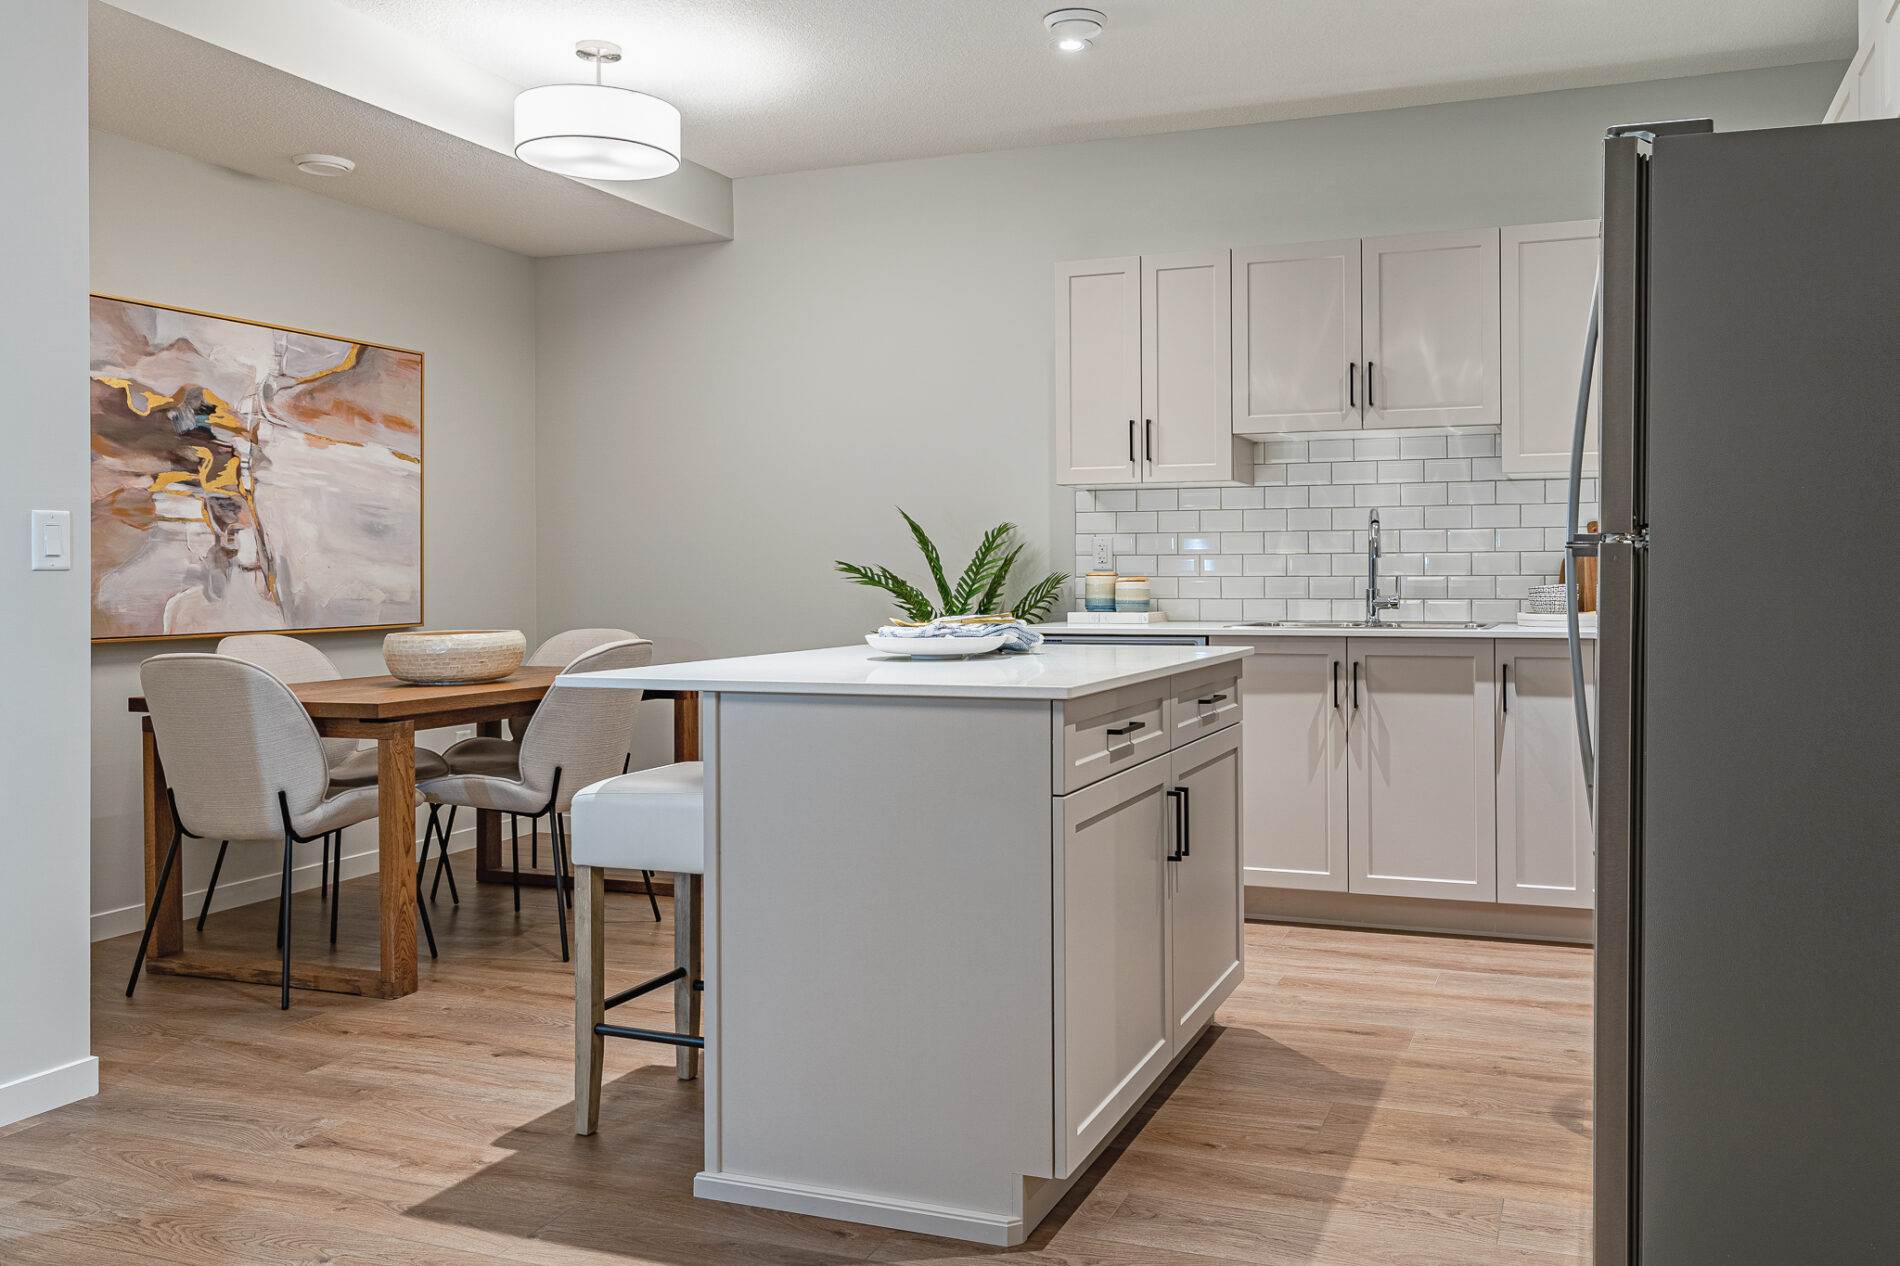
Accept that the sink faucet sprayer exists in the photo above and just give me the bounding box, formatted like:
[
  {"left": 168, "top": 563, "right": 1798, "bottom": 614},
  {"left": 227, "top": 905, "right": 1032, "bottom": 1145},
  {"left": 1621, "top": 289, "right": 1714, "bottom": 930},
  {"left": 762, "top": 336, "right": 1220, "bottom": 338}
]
[{"left": 1365, "top": 509, "right": 1401, "bottom": 627}]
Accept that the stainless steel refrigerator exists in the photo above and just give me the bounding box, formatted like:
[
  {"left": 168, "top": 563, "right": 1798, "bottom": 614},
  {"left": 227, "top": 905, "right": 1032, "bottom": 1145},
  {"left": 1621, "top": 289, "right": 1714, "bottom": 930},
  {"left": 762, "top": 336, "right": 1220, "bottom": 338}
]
[{"left": 1575, "top": 118, "right": 1900, "bottom": 1264}]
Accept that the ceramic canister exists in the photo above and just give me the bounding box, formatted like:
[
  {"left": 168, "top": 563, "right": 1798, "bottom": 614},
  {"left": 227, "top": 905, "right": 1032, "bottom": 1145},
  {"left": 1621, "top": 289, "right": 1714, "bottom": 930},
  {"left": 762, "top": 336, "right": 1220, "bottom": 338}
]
[
  {"left": 1084, "top": 571, "right": 1119, "bottom": 611},
  {"left": 1114, "top": 576, "right": 1151, "bottom": 613}
]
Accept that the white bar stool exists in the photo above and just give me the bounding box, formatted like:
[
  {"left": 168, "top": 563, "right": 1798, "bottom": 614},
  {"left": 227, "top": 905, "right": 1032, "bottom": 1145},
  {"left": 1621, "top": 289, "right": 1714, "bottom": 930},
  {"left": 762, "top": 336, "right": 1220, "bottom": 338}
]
[{"left": 569, "top": 761, "right": 705, "bottom": 1136}]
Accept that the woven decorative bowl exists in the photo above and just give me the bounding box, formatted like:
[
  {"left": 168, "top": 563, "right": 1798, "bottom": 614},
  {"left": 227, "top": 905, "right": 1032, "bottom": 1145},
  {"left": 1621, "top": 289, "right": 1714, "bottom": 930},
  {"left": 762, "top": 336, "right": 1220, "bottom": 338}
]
[
  {"left": 1525, "top": 584, "right": 1569, "bottom": 615},
  {"left": 383, "top": 629, "right": 526, "bottom": 685}
]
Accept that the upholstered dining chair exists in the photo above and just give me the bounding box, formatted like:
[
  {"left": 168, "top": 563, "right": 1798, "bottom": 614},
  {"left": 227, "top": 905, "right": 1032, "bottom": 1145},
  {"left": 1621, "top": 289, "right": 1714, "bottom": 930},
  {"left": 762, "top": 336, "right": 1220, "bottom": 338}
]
[
  {"left": 418, "top": 639, "right": 649, "bottom": 962},
  {"left": 436, "top": 630, "right": 657, "bottom": 914},
  {"left": 216, "top": 634, "right": 452, "bottom": 926},
  {"left": 129, "top": 654, "right": 433, "bottom": 1009}
]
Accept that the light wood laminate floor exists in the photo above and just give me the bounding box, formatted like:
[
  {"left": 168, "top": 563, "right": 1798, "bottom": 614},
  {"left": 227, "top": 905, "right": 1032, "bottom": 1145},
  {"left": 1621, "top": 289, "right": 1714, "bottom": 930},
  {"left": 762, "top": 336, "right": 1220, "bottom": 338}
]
[{"left": 4, "top": 868, "right": 1592, "bottom": 1264}]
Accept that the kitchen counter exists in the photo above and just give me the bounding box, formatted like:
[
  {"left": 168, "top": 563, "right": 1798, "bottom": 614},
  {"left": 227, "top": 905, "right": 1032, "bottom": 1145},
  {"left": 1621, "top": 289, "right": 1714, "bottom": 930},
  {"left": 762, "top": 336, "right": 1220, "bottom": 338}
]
[
  {"left": 560, "top": 641, "right": 1250, "bottom": 699},
  {"left": 1044, "top": 620, "right": 1596, "bottom": 640},
  {"left": 566, "top": 644, "right": 1248, "bottom": 1245}
]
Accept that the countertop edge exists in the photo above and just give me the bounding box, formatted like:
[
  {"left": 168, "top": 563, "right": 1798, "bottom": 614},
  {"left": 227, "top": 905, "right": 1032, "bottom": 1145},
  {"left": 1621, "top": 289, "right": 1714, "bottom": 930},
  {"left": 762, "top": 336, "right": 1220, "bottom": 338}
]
[{"left": 1043, "top": 622, "right": 1597, "bottom": 640}]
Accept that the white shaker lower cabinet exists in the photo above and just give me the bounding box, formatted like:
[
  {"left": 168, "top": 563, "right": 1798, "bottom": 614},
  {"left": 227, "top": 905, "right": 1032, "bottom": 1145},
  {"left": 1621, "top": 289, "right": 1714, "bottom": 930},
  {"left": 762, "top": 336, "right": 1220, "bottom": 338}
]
[
  {"left": 1166, "top": 726, "right": 1244, "bottom": 1049},
  {"left": 1220, "top": 636, "right": 1348, "bottom": 891},
  {"left": 1054, "top": 755, "right": 1173, "bottom": 1174},
  {"left": 1346, "top": 638, "right": 1498, "bottom": 901},
  {"left": 1496, "top": 642, "right": 1596, "bottom": 908}
]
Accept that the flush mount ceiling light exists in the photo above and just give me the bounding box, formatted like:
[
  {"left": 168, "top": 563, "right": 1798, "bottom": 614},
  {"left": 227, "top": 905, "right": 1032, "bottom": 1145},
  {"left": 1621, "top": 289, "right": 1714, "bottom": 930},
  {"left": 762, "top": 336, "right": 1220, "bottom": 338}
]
[
  {"left": 1043, "top": 8, "right": 1106, "bottom": 52},
  {"left": 514, "top": 39, "right": 681, "bottom": 181},
  {"left": 292, "top": 153, "right": 355, "bottom": 176}
]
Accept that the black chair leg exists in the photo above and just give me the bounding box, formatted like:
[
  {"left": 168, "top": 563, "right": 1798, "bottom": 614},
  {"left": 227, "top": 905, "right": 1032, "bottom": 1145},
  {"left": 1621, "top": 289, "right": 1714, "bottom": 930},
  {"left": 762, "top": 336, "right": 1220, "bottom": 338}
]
[
  {"left": 531, "top": 816, "right": 539, "bottom": 870},
  {"left": 431, "top": 805, "right": 460, "bottom": 904},
  {"left": 417, "top": 868, "right": 438, "bottom": 960},
  {"left": 329, "top": 832, "right": 342, "bottom": 946},
  {"left": 550, "top": 812, "right": 569, "bottom": 962},
  {"left": 642, "top": 870, "right": 661, "bottom": 922},
  {"left": 416, "top": 808, "right": 438, "bottom": 892},
  {"left": 197, "top": 839, "right": 230, "bottom": 933},
  {"left": 127, "top": 824, "right": 183, "bottom": 997},
  {"left": 278, "top": 829, "right": 294, "bottom": 1009},
  {"left": 558, "top": 814, "right": 573, "bottom": 909},
  {"left": 510, "top": 814, "right": 521, "bottom": 912}
]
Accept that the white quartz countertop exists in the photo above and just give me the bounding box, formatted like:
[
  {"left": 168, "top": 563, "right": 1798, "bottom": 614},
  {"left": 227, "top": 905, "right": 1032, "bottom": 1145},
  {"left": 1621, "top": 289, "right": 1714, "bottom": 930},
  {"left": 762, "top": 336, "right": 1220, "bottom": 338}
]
[
  {"left": 1045, "top": 621, "right": 1596, "bottom": 640},
  {"left": 559, "top": 642, "right": 1251, "bottom": 701}
]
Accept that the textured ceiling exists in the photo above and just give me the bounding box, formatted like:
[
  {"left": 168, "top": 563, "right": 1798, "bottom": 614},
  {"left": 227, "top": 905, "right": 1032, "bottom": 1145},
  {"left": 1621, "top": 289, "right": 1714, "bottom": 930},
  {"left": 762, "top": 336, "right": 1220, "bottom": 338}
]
[
  {"left": 331, "top": 0, "right": 1855, "bottom": 177},
  {"left": 89, "top": 3, "right": 729, "bottom": 256}
]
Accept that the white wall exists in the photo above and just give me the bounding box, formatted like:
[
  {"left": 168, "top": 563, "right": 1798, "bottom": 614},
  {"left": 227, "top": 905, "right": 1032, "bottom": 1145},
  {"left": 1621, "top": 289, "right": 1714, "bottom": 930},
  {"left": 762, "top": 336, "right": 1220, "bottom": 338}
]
[
  {"left": 532, "top": 63, "right": 1839, "bottom": 766},
  {"left": 88, "top": 131, "right": 539, "bottom": 938},
  {"left": 0, "top": 2, "right": 97, "bottom": 1124}
]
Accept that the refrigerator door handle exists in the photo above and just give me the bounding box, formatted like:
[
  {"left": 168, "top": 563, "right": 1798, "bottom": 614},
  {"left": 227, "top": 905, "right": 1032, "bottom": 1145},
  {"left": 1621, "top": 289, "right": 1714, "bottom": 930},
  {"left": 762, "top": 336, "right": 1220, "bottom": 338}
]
[{"left": 1565, "top": 267, "right": 1603, "bottom": 813}]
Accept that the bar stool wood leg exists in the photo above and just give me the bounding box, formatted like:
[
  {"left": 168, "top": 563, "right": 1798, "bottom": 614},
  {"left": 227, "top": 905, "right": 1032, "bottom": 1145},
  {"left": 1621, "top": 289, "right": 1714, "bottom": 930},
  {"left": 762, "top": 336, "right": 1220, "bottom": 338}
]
[
  {"left": 574, "top": 863, "right": 606, "bottom": 1136},
  {"left": 675, "top": 871, "right": 702, "bottom": 1081}
]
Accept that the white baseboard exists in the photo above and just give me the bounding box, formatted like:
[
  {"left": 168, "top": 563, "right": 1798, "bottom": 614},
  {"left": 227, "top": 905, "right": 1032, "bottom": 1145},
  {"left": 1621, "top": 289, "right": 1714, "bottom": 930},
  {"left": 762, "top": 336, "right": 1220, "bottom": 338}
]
[
  {"left": 694, "top": 1171, "right": 1025, "bottom": 1247},
  {"left": 90, "top": 826, "right": 479, "bottom": 943},
  {"left": 0, "top": 1055, "right": 98, "bottom": 1127}
]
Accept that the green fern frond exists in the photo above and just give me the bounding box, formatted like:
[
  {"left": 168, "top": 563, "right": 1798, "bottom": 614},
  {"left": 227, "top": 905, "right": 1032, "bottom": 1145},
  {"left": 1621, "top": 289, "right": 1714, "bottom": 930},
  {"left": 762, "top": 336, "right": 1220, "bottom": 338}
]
[
  {"left": 898, "top": 509, "right": 954, "bottom": 611},
  {"left": 1008, "top": 571, "right": 1069, "bottom": 624},
  {"left": 951, "top": 523, "right": 1014, "bottom": 614},
  {"left": 976, "top": 543, "right": 1025, "bottom": 615},
  {"left": 834, "top": 560, "right": 937, "bottom": 622}
]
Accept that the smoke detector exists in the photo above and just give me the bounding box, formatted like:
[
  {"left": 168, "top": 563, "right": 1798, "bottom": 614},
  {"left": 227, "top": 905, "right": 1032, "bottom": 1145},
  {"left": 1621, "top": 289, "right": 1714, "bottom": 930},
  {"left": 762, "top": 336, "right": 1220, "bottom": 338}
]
[
  {"left": 292, "top": 154, "right": 356, "bottom": 177},
  {"left": 1044, "top": 8, "right": 1106, "bottom": 52}
]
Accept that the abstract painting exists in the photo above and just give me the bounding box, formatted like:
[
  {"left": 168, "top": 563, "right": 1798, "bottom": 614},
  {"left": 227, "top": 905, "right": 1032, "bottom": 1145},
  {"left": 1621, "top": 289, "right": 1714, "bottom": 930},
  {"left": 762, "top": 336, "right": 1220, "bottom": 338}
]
[{"left": 90, "top": 296, "right": 423, "bottom": 641}]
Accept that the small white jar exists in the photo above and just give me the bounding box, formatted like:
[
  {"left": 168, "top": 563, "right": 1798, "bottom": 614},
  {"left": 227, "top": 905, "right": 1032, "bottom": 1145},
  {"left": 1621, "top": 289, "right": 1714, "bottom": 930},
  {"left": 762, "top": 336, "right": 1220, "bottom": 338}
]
[
  {"left": 1084, "top": 571, "right": 1119, "bottom": 611},
  {"left": 1114, "top": 576, "right": 1151, "bottom": 612}
]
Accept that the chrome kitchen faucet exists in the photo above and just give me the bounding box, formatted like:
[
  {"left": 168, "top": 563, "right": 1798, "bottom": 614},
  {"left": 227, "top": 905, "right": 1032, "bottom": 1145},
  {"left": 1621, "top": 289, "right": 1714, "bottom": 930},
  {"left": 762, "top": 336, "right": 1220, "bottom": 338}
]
[{"left": 1365, "top": 509, "right": 1400, "bottom": 627}]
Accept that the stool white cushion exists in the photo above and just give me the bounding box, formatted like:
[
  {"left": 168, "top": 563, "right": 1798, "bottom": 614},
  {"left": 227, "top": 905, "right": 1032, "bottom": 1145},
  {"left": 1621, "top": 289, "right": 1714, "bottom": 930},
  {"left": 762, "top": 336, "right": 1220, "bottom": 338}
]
[{"left": 570, "top": 762, "right": 704, "bottom": 875}]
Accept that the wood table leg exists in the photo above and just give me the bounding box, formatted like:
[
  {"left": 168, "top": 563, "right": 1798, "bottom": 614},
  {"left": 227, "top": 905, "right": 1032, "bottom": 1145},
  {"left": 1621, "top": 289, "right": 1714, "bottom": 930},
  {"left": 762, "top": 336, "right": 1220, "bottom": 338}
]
[
  {"left": 674, "top": 691, "right": 701, "bottom": 762},
  {"left": 376, "top": 722, "right": 419, "bottom": 998},
  {"left": 141, "top": 719, "right": 182, "bottom": 958},
  {"left": 676, "top": 870, "right": 702, "bottom": 1080}
]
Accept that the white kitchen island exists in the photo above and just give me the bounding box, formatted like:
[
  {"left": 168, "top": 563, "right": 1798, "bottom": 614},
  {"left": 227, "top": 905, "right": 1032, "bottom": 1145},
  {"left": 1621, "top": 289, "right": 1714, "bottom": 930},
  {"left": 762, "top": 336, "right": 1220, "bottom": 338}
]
[{"left": 562, "top": 641, "right": 1250, "bottom": 1245}]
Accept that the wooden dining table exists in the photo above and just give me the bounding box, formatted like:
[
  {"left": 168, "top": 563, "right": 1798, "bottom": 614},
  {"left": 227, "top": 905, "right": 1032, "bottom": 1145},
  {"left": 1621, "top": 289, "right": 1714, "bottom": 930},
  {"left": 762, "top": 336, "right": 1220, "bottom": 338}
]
[{"left": 128, "top": 669, "right": 699, "bottom": 1001}]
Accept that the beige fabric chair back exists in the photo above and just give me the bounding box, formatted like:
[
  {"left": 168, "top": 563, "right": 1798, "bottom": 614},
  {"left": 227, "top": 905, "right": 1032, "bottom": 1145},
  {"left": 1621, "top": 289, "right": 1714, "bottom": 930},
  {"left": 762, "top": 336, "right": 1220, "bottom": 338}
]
[
  {"left": 516, "top": 640, "right": 649, "bottom": 812},
  {"left": 217, "top": 633, "right": 355, "bottom": 765},
  {"left": 141, "top": 654, "right": 331, "bottom": 841},
  {"left": 527, "top": 628, "right": 649, "bottom": 669}
]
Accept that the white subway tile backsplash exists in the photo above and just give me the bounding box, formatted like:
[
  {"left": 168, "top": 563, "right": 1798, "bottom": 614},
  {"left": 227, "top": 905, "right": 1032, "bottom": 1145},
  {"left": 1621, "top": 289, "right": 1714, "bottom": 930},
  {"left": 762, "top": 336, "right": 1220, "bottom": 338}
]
[{"left": 1077, "top": 426, "right": 1568, "bottom": 622}]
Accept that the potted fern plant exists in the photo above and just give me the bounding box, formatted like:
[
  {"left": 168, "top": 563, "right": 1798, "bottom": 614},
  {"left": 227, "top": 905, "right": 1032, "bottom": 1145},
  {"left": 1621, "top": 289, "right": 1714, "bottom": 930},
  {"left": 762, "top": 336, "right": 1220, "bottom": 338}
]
[{"left": 836, "top": 510, "right": 1069, "bottom": 624}]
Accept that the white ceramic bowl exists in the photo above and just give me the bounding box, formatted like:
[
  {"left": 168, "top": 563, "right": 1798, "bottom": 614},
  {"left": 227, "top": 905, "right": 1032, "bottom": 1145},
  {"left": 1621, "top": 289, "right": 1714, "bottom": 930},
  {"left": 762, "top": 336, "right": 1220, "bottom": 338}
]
[{"left": 383, "top": 629, "right": 526, "bottom": 684}]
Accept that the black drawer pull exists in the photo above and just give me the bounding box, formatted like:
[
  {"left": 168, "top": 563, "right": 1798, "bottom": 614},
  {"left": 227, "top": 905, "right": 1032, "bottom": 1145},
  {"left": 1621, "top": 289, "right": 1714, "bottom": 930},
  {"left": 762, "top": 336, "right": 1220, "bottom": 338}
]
[
  {"left": 1106, "top": 719, "right": 1146, "bottom": 737},
  {"left": 1196, "top": 693, "right": 1228, "bottom": 707}
]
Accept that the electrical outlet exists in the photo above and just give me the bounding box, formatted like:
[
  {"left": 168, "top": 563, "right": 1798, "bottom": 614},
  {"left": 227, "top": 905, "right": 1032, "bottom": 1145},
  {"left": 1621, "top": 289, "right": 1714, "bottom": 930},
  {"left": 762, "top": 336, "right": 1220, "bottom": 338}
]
[{"left": 1091, "top": 535, "right": 1114, "bottom": 569}]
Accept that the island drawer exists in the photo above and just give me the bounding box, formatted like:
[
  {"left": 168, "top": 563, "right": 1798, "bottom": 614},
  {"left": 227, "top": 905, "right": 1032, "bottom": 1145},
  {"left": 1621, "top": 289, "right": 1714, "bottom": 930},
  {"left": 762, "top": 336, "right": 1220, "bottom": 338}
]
[
  {"left": 1053, "top": 681, "right": 1170, "bottom": 794},
  {"left": 1165, "top": 664, "right": 1243, "bottom": 745}
]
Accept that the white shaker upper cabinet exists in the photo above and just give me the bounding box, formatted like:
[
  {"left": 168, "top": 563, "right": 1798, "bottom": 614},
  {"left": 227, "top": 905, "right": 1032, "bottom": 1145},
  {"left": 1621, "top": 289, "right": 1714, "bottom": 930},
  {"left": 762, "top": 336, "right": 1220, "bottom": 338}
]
[
  {"left": 1346, "top": 638, "right": 1497, "bottom": 901},
  {"left": 1055, "top": 257, "right": 1141, "bottom": 486},
  {"left": 1142, "top": 251, "right": 1239, "bottom": 484},
  {"left": 1231, "top": 240, "right": 1363, "bottom": 434},
  {"left": 1500, "top": 220, "right": 1601, "bottom": 476},
  {"left": 1219, "top": 636, "right": 1348, "bottom": 892},
  {"left": 1496, "top": 642, "right": 1595, "bottom": 909},
  {"left": 1360, "top": 228, "right": 1500, "bottom": 430}
]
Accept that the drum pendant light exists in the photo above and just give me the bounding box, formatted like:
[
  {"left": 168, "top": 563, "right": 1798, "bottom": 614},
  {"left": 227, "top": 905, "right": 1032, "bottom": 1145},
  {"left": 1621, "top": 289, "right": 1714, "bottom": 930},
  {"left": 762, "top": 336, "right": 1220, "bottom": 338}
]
[{"left": 514, "top": 40, "right": 681, "bottom": 181}]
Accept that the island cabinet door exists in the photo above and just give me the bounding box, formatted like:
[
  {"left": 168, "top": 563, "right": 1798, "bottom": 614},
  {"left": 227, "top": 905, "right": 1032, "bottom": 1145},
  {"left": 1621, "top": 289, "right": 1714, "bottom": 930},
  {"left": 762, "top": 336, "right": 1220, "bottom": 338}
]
[
  {"left": 1496, "top": 641, "right": 1595, "bottom": 908},
  {"left": 1166, "top": 726, "right": 1244, "bottom": 1051},
  {"left": 1346, "top": 638, "right": 1498, "bottom": 901},
  {"left": 1053, "top": 756, "right": 1173, "bottom": 1177},
  {"left": 1218, "top": 636, "right": 1348, "bottom": 891}
]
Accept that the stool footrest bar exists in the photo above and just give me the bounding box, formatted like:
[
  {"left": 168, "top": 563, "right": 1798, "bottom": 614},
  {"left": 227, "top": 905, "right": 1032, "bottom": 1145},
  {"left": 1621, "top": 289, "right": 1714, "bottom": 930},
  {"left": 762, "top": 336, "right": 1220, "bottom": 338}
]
[
  {"left": 595, "top": 1023, "right": 705, "bottom": 1049},
  {"left": 604, "top": 966, "right": 687, "bottom": 1011}
]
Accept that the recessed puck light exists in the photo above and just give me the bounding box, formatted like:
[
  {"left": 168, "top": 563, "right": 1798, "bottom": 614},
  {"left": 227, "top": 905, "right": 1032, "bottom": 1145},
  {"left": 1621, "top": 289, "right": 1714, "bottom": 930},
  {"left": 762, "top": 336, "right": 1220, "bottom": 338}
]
[
  {"left": 1044, "top": 8, "right": 1106, "bottom": 52},
  {"left": 292, "top": 154, "right": 356, "bottom": 177}
]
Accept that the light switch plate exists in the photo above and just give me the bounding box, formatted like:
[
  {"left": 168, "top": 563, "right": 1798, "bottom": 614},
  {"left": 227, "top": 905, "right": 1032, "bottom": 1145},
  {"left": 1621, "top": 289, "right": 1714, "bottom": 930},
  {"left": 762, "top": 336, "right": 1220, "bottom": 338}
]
[{"left": 30, "top": 509, "right": 71, "bottom": 571}]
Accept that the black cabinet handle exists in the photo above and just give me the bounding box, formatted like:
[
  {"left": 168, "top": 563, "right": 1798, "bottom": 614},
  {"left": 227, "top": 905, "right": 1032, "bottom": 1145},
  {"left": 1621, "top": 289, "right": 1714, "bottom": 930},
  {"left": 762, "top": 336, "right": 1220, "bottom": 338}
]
[
  {"left": 1107, "top": 719, "right": 1146, "bottom": 737},
  {"left": 1165, "top": 788, "right": 1184, "bottom": 861},
  {"left": 1501, "top": 662, "right": 1509, "bottom": 714},
  {"left": 1196, "top": 693, "right": 1228, "bottom": 707},
  {"left": 1128, "top": 419, "right": 1136, "bottom": 462},
  {"left": 1352, "top": 661, "right": 1360, "bottom": 709},
  {"left": 1178, "top": 785, "right": 1191, "bottom": 858},
  {"left": 1332, "top": 660, "right": 1340, "bottom": 710},
  {"left": 1348, "top": 362, "right": 1356, "bottom": 408},
  {"left": 1144, "top": 418, "right": 1154, "bottom": 463},
  {"left": 1366, "top": 362, "right": 1376, "bottom": 410}
]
